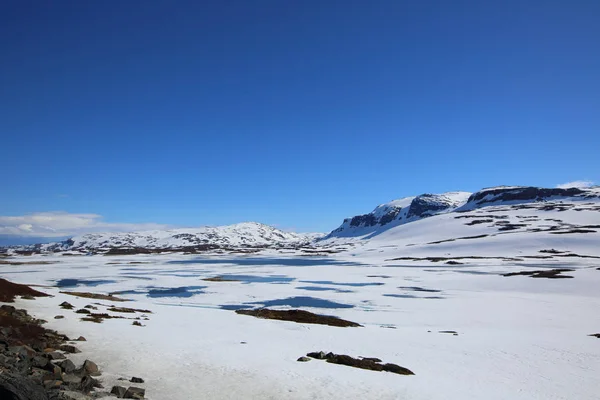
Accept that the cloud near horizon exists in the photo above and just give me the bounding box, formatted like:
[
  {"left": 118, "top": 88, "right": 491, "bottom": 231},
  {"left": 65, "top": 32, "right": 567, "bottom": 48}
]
[
  {"left": 555, "top": 180, "right": 595, "bottom": 189},
  {"left": 0, "top": 212, "right": 172, "bottom": 238}
]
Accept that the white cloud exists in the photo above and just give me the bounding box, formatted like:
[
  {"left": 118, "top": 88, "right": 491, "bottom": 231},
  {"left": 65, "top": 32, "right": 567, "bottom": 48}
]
[
  {"left": 0, "top": 212, "right": 172, "bottom": 238},
  {"left": 556, "top": 180, "right": 595, "bottom": 189}
]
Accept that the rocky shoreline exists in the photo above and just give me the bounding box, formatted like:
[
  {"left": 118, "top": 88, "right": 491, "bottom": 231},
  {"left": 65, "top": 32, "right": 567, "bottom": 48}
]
[{"left": 0, "top": 279, "right": 146, "bottom": 400}]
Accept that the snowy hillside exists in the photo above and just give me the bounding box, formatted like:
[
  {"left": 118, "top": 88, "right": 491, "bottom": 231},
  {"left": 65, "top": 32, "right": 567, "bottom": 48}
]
[
  {"left": 325, "top": 186, "right": 600, "bottom": 239},
  {"left": 16, "top": 222, "right": 317, "bottom": 253}
]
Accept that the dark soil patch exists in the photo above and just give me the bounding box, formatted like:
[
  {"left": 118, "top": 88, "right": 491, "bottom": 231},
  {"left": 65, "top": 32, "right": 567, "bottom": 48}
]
[
  {"left": 398, "top": 286, "right": 441, "bottom": 293},
  {"left": 235, "top": 308, "right": 361, "bottom": 327},
  {"left": 107, "top": 307, "right": 152, "bottom": 314},
  {"left": 0, "top": 279, "right": 50, "bottom": 303},
  {"left": 465, "top": 219, "right": 494, "bottom": 225},
  {"left": 549, "top": 229, "right": 597, "bottom": 234},
  {"left": 201, "top": 276, "right": 241, "bottom": 282},
  {"left": 305, "top": 351, "right": 414, "bottom": 375},
  {"left": 502, "top": 268, "right": 574, "bottom": 279},
  {"left": 80, "top": 313, "right": 125, "bottom": 323},
  {"left": 59, "top": 291, "right": 131, "bottom": 302},
  {"left": 0, "top": 260, "right": 55, "bottom": 265},
  {"left": 427, "top": 234, "right": 489, "bottom": 245}
]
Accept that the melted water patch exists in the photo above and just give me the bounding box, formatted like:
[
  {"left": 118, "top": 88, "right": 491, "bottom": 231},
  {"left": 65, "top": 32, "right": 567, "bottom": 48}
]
[
  {"left": 169, "top": 257, "right": 365, "bottom": 267},
  {"left": 219, "top": 274, "right": 294, "bottom": 284},
  {"left": 146, "top": 286, "right": 207, "bottom": 298},
  {"left": 296, "top": 286, "right": 353, "bottom": 293},
  {"left": 300, "top": 280, "right": 384, "bottom": 287},
  {"left": 56, "top": 279, "right": 117, "bottom": 288},
  {"left": 223, "top": 296, "right": 354, "bottom": 309}
]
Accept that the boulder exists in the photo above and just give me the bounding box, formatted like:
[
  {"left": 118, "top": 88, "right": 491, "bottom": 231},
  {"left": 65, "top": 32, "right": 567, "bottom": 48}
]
[
  {"left": 58, "top": 391, "right": 92, "bottom": 400},
  {"left": 32, "top": 356, "right": 49, "bottom": 368},
  {"left": 123, "top": 387, "right": 145, "bottom": 399},
  {"left": 110, "top": 385, "right": 127, "bottom": 398},
  {"left": 82, "top": 360, "right": 100, "bottom": 376},
  {"left": 46, "top": 351, "right": 66, "bottom": 360},
  {"left": 0, "top": 372, "right": 49, "bottom": 400},
  {"left": 297, "top": 356, "right": 311, "bottom": 362},
  {"left": 130, "top": 377, "right": 144, "bottom": 383},
  {"left": 59, "top": 345, "right": 81, "bottom": 354},
  {"left": 59, "top": 302, "right": 74, "bottom": 310},
  {"left": 75, "top": 336, "right": 87, "bottom": 342},
  {"left": 58, "top": 359, "right": 76, "bottom": 373},
  {"left": 54, "top": 316, "right": 65, "bottom": 319},
  {"left": 80, "top": 375, "right": 102, "bottom": 393},
  {"left": 306, "top": 351, "right": 327, "bottom": 360},
  {"left": 61, "top": 374, "right": 81, "bottom": 385}
]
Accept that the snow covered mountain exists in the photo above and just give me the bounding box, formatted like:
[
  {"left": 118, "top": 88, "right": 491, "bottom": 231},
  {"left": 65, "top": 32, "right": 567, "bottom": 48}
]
[
  {"left": 13, "top": 222, "right": 317, "bottom": 253},
  {"left": 324, "top": 186, "right": 600, "bottom": 239}
]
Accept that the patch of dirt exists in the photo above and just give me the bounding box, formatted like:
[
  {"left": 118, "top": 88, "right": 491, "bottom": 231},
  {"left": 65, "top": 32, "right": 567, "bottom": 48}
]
[
  {"left": 201, "top": 276, "right": 241, "bottom": 282},
  {"left": 549, "top": 229, "right": 597, "bottom": 234},
  {"left": 80, "top": 313, "right": 125, "bottom": 323},
  {"left": 235, "top": 308, "right": 362, "bottom": 327},
  {"left": 0, "top": 260, "right": 55, "bottom": 265},
  {"left": 107, "top": 307, "right": 152, "bottom": 314},
  {"left": 59, "top": 291, "right": 131, "bottom": 302},
  {"left": 502, "top": 268, "right": 575, "bottom": 279},
  {"left": 0, "top": 279, "right": 50, "bottom": 303}
]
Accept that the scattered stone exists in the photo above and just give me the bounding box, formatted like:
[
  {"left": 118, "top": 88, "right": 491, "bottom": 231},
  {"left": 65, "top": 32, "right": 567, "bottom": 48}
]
[
  {"left": 589, "top": 333, "right": 600, "bottom": 338},
  {"left": 297, "top": 356, "right": 311, "bottom": 362},
  {"left": 235, "top": 308, "right": 362, "bottom": 327},
  {"left": 132, "top": 321, "right": 143, "bottom": 326},
  {"left": 130, "top": 377, "right": 144, "bottom": 383},
  {"left": 80, "top": 375, "right": 103, "bottom": 392},
  {"left": 83, "top": 305, "right": 97, "bottom": 310},
  {"left": 58, "top": 359, "right": 77, "bottom": 373},
  {"left": 439, "top": 330, "right": 459, "bottom": 335},
  {"left": 111, "top": 385, "right": 127, "bottom": 398},
  {"left": 124, "top": 386, "right": 145, "bottom": 399},
  {"left": 82, "top": 360, "right": 100, "bottom": 376},
  {"left": 75, "top": 309, "right": 91, "bottom": 315},
  {"left": 60, "top": 345, "right": 81, "bottom": 354},
  {"left": 75, "top": 336, "right": 87, "bottom": 342},
  {"left": 46, "top": 351, "right": 66, "bottom": 360},
  {"left": 55, "top": 315, "right": 65, "bottom": 319},
  {"left": 60, "top": 302, "right": 75, "bottom": 310}
]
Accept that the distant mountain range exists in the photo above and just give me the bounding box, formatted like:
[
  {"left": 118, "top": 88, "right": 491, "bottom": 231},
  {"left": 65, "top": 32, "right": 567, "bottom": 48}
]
[{"left": 2, "top": 185, "right": 599, "bottom": 254}]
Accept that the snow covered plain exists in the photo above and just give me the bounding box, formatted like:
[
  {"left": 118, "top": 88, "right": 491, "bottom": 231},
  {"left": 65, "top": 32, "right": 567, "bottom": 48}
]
[{"left": 3, "top": 199, "right": 600, "bottom": 399}]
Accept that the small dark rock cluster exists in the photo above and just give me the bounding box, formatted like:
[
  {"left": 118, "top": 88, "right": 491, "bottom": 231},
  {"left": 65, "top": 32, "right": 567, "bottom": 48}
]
[
  {"left": 502, "top": 268, "right": 575, "bottom": 279},
  {"left": 302, "top": 351, "right": 414, "bottom": 375}
]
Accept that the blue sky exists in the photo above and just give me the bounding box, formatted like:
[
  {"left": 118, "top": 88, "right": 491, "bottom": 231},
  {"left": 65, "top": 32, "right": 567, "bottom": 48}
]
[{"left": 1, "top": 0, "right": 599, "bottom": 240}]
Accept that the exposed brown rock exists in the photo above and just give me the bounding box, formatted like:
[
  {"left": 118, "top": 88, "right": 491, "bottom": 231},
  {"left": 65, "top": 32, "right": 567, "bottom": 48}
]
[
  {"left": 0, "top": 279, "right": 50, "bottom": 303},
  {"left": 59, "top": 291, "right": 130, "bottom": 302},
  {"left": 235, "top": 308, "right": 362, "bottom": 327},
  {"left": 502, "top": 268, "right": 574, "bottom": 279},
  {"left": 107, "top": 307, "right": 152, "bottom": 314},
  {"left": 305, "top": 351, "right": 414, "bottom": 375}
]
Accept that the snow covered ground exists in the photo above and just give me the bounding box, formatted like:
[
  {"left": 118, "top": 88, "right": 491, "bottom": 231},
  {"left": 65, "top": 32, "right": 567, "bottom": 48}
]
[{"left": 2, "top": 197, "right": 600, "bottom": 399}]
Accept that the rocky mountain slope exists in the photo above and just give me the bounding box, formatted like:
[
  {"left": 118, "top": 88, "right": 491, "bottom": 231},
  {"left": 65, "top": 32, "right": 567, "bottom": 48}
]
[{"left": 324, "top": 186, "right": 600, "bottom": 239}]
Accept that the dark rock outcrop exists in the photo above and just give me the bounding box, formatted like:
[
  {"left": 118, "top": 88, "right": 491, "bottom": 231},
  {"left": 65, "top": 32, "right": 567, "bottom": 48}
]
[
  {"left": 235, "top": 308, "right": 362, "bottom": 327},
  {"left": 305, "top": 351, "right": 414, "bottom": 375}
]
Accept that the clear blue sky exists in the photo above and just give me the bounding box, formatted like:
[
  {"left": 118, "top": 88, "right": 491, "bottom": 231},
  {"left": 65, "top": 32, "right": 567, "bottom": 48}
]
[{"left": 1, "top": 0, "right": 599, "bottom": 236}]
